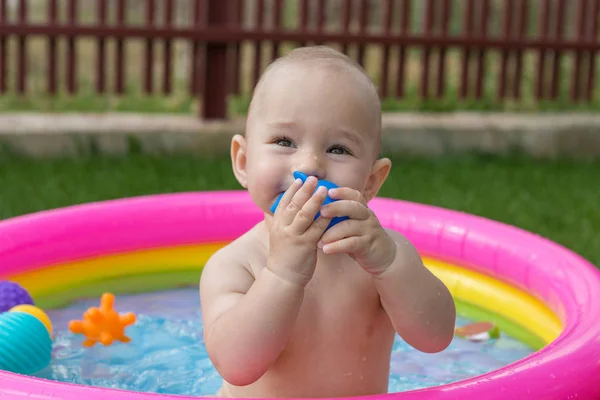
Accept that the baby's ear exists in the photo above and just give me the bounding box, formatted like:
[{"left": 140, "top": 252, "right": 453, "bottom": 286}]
[
  {"left": 231, "top": 134, "right": 248, "bottom": 188},
  {"left": 364, "top": 157, "right": 392, "bottom": 202}
]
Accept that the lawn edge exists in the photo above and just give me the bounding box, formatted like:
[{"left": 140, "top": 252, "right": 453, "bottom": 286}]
[{"left": 1, "top": 112, "right": 600, "bottom": 159}]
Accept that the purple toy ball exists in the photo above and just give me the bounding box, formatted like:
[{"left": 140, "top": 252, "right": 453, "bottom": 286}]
[{"left": 0, "top": 281, "right": 34, "bottom": 313}]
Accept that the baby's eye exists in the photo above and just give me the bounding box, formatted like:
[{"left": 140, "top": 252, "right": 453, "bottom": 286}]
[
  {"left": 274, "top": 137, "right": 294, "bottom": 148},
  {"left": 328, "top": 145, "right": 352, "bottom": 156}
]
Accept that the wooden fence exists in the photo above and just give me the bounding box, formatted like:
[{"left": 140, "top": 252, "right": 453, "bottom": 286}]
[{"left": 0, "top": 0, "right": 599, "bottom": 119}]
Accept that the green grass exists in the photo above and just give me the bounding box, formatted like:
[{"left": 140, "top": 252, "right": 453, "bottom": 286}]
[
  {"left": 0, "top": 92, "right": 196, "bottom": 115},
  {"left": 1, "top": 153, "right": 598, "bottom": 267}
]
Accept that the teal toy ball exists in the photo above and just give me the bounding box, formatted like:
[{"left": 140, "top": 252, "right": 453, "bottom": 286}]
[{"left": 0, "top": 312, "right": 52, "bottom": 375}]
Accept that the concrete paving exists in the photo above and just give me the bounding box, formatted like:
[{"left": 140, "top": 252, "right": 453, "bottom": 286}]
[{"left": 1, "top": 112, "right": 599, "bottom": 159}]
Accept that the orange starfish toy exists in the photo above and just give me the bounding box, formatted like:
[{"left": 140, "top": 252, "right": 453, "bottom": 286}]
[{"left": 68, "top": 292, "right": 136, "bottom": 347}]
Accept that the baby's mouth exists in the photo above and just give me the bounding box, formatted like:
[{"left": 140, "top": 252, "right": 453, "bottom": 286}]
[
  {"left": 269, "top": 172, "right": 331, "bottom": 214},
  {"left": 269, "top": 171, "right": 348, "bottom": 231},
  {"left": 270, "top": 192, "right": 285, "bottom": 215},
  {"left": 270, "top": 172, "right": 311, "bottom": 213}
]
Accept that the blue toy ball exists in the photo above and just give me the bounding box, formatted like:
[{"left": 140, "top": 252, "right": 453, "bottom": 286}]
[
  {"left": 0, "top": 311, "right": 52, "bottom": 374},
  {"left": 0, "top": 281, "right": 34, "bottom": 313},
  {"left": 270, "top": 171, "right": 349, "bottom": 231}
]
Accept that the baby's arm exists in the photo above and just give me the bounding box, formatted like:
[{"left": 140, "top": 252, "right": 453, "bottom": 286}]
[
  {"left": 374, "top": 229, "right": 456, "bottom": 353},
  {"left": 201, "top": 178, "right": 332, "bottom": 385},
  {"left": 200, "top": 248, "right": 305, "bottom": 387},
  {"left": 318, "top": 187, "right": 455, "bottom": 353}
]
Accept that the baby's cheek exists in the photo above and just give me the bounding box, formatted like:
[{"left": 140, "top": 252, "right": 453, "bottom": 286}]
[
  {"left": 331, "top": 165, "right": 371, "bottom": 192},
  {"left": 249, "top": 161, "right": 284, "bottom": 205},
  {"left": 257, "top": 159, "right": 285, "bottom": 187}
]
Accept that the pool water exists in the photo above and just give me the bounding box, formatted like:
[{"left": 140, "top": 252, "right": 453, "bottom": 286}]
[{"left": 33, "top": 288, "right": 533, "bottom": 395}]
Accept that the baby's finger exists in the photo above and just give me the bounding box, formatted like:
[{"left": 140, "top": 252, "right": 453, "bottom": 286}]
[
  {"left": 321, "top": 200, "right": 371, "bottom": 221},
  {"left": 274, "top": 178, "right": 303, "bottom": 214},
  {"left": 321, "top": 236, "right": 365, "bottom": 256},
  {"left": 328, "top": 187, "right": 368, "bottom": 205},
  {"left": 289, "top": 185, "right": 328, "bottom": 233},
  {"left": 318, "top": 219, "right": 364, "bottom": 247},
  {"left": 280, "top": 177, "right": 318, "bottom": 225},
  {"left": 308, "top": 214, "right": 334, "bottom": 237}
]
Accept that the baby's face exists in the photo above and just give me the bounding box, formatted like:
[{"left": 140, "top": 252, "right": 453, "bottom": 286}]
[{"left": 242, "top": 66, "right": 383, "bottom": 214}]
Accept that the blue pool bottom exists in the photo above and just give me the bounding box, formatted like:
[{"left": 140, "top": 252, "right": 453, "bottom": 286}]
[{"left": 33, "top": 288, "right": 533, "bottom": 395}]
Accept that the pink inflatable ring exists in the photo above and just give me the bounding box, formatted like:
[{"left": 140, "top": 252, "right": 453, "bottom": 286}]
[{"left": 0, "top": 191, "right": 599, "bottom": 399}]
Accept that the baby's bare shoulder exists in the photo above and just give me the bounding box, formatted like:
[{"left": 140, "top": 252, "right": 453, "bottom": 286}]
[
  {"left": 201, "top": 223, "right": 265, "bottom": 288},
  {"left": 200, "top": 223, "right": 265, "bottom": 322},
  {"left": 207, "top": 225, "right": 260, "bottom": 265}
]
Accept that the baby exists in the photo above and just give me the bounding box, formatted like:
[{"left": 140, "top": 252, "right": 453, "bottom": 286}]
[{"left": 200, "top": 46, "right": 456, "bottom": 398}]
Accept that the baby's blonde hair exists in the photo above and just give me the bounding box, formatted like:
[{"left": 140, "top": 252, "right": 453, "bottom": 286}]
[
  {"left": 247, "top": 46, "right": 382, "bottom": 156},
  {"left": 265, "top": 46, "right": 374, "bottom": 80}
]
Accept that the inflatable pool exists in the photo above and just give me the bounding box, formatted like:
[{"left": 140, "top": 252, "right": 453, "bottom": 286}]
[{"left": 0, "top": 191, "right": 599, "bottom": 399}]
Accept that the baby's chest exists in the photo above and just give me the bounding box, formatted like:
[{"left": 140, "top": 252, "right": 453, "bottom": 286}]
[{"left": 298, "top": 269, "right": 384, "bottom": 334}]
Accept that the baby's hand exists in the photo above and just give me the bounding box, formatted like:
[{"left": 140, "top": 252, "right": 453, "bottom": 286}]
[
  {"left": 318, "top": 187, "right": 396, "bottom": 276},
  {"left": 268, "top": 177, "right": 332, "bottom": 286}
]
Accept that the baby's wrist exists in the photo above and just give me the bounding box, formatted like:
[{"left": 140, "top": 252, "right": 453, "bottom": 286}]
[
  {"left": 264, "top": 261, "right": 310, "bottom": 289},
  {"left": 370, "top": 238, "right": 400, "bottom": 279},
  {"left": 375, "top": 234, "right": 398, "bottom": 275}
]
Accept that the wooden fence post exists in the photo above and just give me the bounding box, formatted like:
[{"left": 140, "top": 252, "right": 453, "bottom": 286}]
[{"left": 203, "top": 0, "right": 230, "bottom": 120}]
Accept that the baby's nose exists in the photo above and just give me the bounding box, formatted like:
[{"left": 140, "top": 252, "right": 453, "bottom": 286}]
[{"left": 293, "top": 152, "right": 326, "bottom": 180}]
